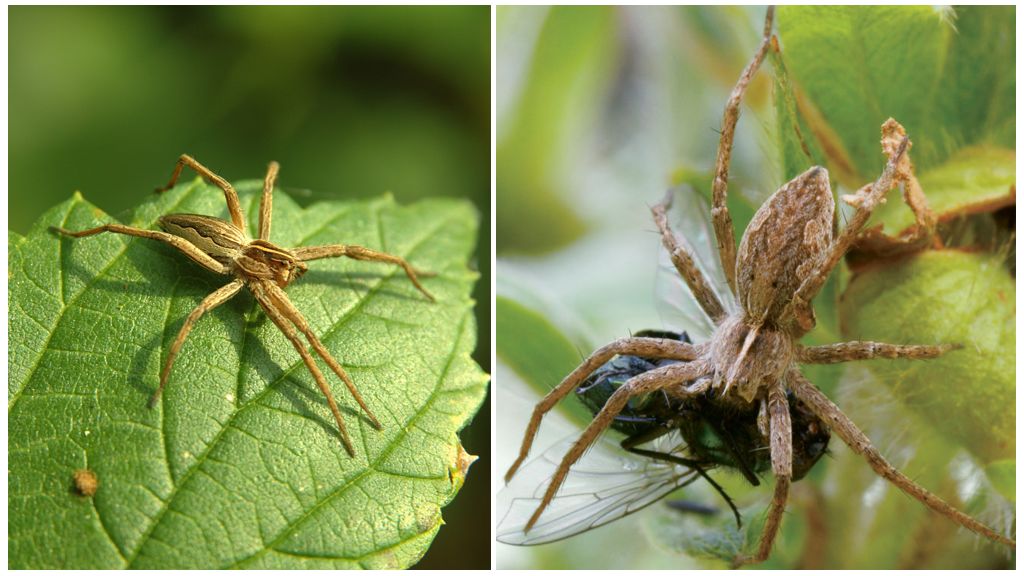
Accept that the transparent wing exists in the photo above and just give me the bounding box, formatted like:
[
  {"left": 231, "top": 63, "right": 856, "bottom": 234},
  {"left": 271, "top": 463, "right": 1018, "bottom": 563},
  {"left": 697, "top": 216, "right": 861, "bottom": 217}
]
[
  {"left": 655, "top": 184, "right": 739, "bottom": 342},
  {"left": 497, "top": 431, "right": 699, "bottom": 545}
]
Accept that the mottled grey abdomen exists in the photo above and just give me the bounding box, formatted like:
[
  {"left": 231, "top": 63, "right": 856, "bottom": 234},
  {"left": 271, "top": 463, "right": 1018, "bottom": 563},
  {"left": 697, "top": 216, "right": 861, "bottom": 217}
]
[{"left": 735, "top": 166, "right": 833, "bottom": 326}]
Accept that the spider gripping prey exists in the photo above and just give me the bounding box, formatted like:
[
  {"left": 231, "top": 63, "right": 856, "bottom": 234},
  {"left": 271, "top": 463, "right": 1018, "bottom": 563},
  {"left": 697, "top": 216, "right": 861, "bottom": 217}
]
[
  {"left": 51, "top": 154, "right": 434, "bottom": 457},
  {"left": 577, "top": 329, "right": 829, "bottom": 530},
  {"left": 502, "top": 7, "right": 1014, "bottom": 566}
]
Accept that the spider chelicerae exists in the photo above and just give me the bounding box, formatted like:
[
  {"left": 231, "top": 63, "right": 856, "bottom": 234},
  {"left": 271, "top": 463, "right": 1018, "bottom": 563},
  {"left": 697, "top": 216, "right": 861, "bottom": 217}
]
[
  {"left": 52, "top": 155, "right": 434, "bottom": 457},
  {"left": 502, "top": 7, "right": 1014, "bottom": 566}
]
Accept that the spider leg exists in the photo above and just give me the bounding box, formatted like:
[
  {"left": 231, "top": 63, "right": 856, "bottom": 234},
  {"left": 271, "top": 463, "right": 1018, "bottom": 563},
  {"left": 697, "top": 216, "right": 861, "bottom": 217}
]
[
  {"left": 156, "top": 154, "right": 247, "bottom": 235},
  {"left": 262, "top": 281, "right": 382, "bottom": 430},
  {"left": 788, "top": 367, "right": 1015, "bottom": 549},
  {"left": 710, "top": 6, "right": 775, "bottom": 295},
  {"left": 848, "top": 119, "right": 940, "bottom": 258},
  {"left": 651, "top": 191, "right": 726, "bottom": 322},
  {"left": 505, "top": 336, "right": 702, "bottom": 482},
  {"left": 258, "top": 161, "right": 280, "bottom": 241},
  {"left": 788, "top": 137, "right": 909, "bottom": 331},
  {"left": 292, "top": 244, "right": 435, "bottom": 302},
  {"left": 525, "top": 361, "right": 709, "bottom": 532},
  {"left": 250, "top": 281, "right": 356, "bottom": 457},
  {"left": 50, "top": 224, "right": 229, "bottom": 275},
  {"left": 796, "top": 341, "right": 960, "bottom": 364},
  {"left": 734, "top": 384, "right": 792, "bottom": 567},
  {"left": 149, "top": 279, "right": 244, "bottom": 407},
  {"left": 620, "top": 426, "right": 743, "bottom": 528}
]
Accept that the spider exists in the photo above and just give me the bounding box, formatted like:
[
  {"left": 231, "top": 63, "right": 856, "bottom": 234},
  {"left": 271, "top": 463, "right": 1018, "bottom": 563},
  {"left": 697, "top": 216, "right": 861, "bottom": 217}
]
[
  {"left": 503, "top": 7, "right": 1015, "bottom": 566},
  {"left": 51, "top": 155, "right": 434, "bottom": 457}
]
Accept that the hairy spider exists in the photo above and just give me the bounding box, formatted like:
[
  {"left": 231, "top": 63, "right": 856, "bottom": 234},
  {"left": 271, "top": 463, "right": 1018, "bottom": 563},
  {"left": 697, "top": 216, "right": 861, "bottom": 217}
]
[
  {"left": 51, "top": 155, "right": 434, "bottom": 457},
  {"left": 503, "top": 7, "right": 1014, "bottom": 566}
]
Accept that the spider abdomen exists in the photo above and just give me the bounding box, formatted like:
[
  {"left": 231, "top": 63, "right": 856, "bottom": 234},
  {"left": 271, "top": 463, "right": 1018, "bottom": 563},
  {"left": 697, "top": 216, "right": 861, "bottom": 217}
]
[
  {"left": 159, "top": 213, "right": 246, "bottom": 264},
  {"left": 735, "top": 166, "right": 833, "bottom": 329}
]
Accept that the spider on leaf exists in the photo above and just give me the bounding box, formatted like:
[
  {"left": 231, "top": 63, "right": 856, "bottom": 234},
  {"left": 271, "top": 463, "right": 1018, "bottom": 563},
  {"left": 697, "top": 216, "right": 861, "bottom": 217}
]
[
  {"left": 502, "top": 7, "right": 1014, "bottom": 567},
  {"left": 52, "top": 155, "right": 435, "bottom": 457}
]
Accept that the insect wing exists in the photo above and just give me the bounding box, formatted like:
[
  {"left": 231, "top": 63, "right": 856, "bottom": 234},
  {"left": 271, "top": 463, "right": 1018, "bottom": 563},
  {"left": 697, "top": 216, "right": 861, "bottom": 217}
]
[
  {"left": 497, "top": 432, "right": 699, "bottom": 545},
  {"left": 655, "top": 184, "right": 738, "bottom": 341}
]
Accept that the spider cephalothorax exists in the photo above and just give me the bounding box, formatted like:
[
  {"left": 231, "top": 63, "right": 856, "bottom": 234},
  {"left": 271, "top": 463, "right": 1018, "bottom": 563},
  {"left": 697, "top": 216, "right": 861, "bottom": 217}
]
[
  {"left": 236, "top": 240, "right": 309, "bottom": 287},
  {"left": 502, "top": 6, "right": 1014, "bottom": 566}
]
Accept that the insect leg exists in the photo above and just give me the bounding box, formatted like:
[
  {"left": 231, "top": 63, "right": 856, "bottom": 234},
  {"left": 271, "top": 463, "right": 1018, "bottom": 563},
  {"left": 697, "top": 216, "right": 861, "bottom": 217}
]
[
  {"left": 796, "top": 341, "right": 960, "bottom": 364},
  {"left": 258, "top": 161, "right": 279, "bottom": 241},
  {"left": 156, "top": 154, "right": 247, "bottom": 235},
  {"left": 710, "top": 6, "right": 775, "bottom": 296},
  {"left": 149, "top": 279, "right": 244, "bottom": 407},
  {"left": 620, "top": 426, "right": 742, "bottom": 528},
  {"left": 251, "top": 282, "right": 356, "bottom": 457},
  {"left": 788, "top": 368, "right": 1015, "bottom": 548},
  {"left": 505, "top": 337, "right": 701, "bottom": 482},
  {"left": 651, "top": 191, "right": 726, "bottom": 322},
  {"left": 262, "top": 281, "right": 382, "bottom": 430},
  {"left": 292, "top": 244, "right": 435, "bottom": 302},
  {"left": 707, "top": 416, "right": 761, "bottom": 487},
  {"left": 50, "top": 224, "right": 229, "bottom": 275},
  {"left": 526, "top": 361, "right": 708, "bottom": 532}
]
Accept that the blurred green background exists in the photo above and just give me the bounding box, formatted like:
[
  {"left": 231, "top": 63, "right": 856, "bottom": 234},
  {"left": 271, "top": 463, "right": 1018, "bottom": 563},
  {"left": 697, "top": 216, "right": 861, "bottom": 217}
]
[
  {"left": 497, "top": 5, "right": 1013, "bottom": 570},
  {"left": 9, "top": 5, "right": 489, "bottom": 569}
]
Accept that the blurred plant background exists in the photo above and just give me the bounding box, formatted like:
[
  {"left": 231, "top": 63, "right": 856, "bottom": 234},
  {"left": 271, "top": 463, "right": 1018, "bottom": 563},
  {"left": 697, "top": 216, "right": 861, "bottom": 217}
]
[
  {"left": 9, "top": 5, "right": 489, "bottom": 569},
  {"left": 496, "top": 5, "right": 1014, "bottom": 569}
]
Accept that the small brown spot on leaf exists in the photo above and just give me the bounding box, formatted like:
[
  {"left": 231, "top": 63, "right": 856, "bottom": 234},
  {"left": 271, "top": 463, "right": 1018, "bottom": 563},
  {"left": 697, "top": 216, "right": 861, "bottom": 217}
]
[{"left": 73, "top": 469, "right": 98, "bottom": 497}]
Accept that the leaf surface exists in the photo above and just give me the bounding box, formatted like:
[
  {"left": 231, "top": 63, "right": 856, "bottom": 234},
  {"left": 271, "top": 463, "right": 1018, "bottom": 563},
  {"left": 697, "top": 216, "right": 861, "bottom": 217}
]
[
  {"left": 776, "top": 6, "right": 1015, "bottom": 236},
  {"left": 8, "top": 180, "right": 487, "bottom": 569},
  {"left": 838, "top": 250, "right": 1015, "bottom": 464},
  {"left": 495, "top": 295, "right": 593, "bottom": 428},
  {"left": 496, "top": 5, "right": 616, "bottom": 253}
]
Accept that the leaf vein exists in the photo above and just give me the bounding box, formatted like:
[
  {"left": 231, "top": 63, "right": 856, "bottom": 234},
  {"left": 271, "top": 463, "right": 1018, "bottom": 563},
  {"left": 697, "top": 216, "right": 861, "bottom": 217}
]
[
  {"left": 9, "top": 182, "right": 201, "bottom": 412},
  {"left": 228, "top": 308, "right": 470, "bottom": 568},
  {"left": 91, "top": 498, "right": 128, "bottom": 563}
]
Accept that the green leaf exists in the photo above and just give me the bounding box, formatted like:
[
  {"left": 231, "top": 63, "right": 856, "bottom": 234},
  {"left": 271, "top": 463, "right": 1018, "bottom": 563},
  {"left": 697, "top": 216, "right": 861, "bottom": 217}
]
[
  {"left": 838, "top": 250, "right": 1015, "bottom": 464},
  {"left": 985, "top": 459, "right": 1016, "bottom": 502},
  {"left": 869, "top": 145, "right": 1016, "bottom": 234},
  {"left": 645, "top": 499, "right": 810, "bottom": 569},
  {"left": 819, "top": 364, "right": 1010, "bottom": 568},
  {"left": 769, "top": 47, "right": 828, "bottom": 182},
  {"left": 9, "top": 180, "right": 488, "bottom": 569},
  {"left": 777, "top": 6, "right": 1014, "bottom": 181},
  {"left": 495, "top": 295, "right": 592, "bottom": 428},
  {"left": 496, "top": 6, "right": 617, "bottom": 253},
  {"left": 774, "top": 6, "right": 1015, "bottom": 248}
]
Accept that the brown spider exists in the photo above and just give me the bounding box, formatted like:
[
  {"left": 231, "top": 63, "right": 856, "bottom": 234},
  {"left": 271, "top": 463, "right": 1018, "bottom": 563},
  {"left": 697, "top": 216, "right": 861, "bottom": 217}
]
[
  {"left": 51, "top": 155, "right": 434, "bottom": 457},
  {"left": 504, "top": 7, "right": 1014, "bottom": 566}
]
